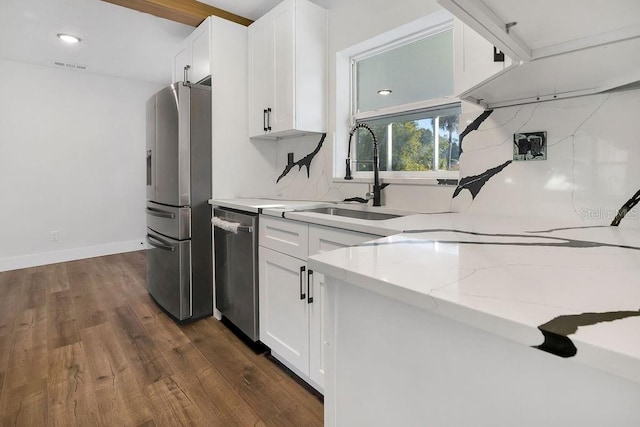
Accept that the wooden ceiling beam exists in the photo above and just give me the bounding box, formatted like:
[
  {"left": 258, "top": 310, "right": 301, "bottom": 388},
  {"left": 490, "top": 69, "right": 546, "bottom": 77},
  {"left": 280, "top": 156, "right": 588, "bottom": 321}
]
[{"left": 101, "top": 0, "right": 253, "bottom": 27}]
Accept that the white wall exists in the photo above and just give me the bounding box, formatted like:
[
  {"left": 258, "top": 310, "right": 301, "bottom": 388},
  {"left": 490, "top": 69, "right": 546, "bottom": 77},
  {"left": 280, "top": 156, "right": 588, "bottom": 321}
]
[{"left": 0, "top": 59, "right": 162, "bottom": 271}]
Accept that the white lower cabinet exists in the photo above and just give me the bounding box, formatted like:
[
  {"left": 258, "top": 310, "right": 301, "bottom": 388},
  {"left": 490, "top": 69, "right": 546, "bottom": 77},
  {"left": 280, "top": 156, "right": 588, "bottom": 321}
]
[
  {"left": 259, "top": 216, "right": 379, "bottom": 392},
  {"left": 259, "top": 246, "right": 310, "bottom": 375}
]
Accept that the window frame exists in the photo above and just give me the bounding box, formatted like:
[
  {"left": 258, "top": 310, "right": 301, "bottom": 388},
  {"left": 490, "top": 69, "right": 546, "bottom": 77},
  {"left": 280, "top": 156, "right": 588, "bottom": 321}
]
[{"left": 334, "top": 10, "right": 459, "bottom": 183}]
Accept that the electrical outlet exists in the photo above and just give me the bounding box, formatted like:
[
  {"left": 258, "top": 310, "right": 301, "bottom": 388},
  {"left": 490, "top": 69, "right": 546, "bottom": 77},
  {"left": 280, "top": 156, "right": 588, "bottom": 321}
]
[
  {"left": 51, "top": 231, "right": 59, "bottom": 241},
  {"left": 513, "top": 131, "right": 547, "bottom": 161}
]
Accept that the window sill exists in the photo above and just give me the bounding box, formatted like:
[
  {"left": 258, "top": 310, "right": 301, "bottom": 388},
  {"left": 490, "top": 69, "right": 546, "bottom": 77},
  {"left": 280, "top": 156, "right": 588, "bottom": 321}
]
[{"left": 332, "top": 176, "right": 459, "bottom": 187}]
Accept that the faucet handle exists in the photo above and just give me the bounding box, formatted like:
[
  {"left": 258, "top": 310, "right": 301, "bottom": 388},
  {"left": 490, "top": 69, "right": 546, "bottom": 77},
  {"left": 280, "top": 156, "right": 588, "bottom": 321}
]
[{"left": 365, "top": 183, "right": 374, "bottom": 200}]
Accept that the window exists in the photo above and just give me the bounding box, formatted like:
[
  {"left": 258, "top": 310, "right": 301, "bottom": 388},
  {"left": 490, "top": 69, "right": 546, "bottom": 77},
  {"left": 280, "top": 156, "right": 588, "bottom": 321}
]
[
  {"left": 336, "top": 11, "right": 459, "bottom": 181},
  {"left": 354, "top": 106, "right": 461, "bottom": 173}
]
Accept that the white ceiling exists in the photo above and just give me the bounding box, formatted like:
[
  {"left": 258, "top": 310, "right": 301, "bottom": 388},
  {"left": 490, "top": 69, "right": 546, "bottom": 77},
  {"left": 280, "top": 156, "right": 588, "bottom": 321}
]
[
  {"left": 198, "top": 0, "right": 331, "bottom": 20},
  {"left": 199, "top": 0, "right": 283, "bottom": 20},
  {"left": 0, "top": 0, "right": 330, "bottom": 85}
]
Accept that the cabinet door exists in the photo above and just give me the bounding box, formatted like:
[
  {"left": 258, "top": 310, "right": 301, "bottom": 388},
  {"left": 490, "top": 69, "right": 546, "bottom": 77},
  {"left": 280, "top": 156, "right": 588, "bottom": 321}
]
[
  {"left": 173, "top": 44, "right": 189, "bottom": 84},
  {"left": 190, "top": 21, "right": 211, "bottom": 84},
  {"left": 259, "top": 247, "right": 310, "bottom": 375},
  {"left": 307, "top": 225, "right": 380, "bottom": 390},
  {"left": 270, "top": 1, "right": 295, "bottom": 134},
  {"left": 248, "top": 14, "right": 273, "bottom": 137},
  {"left": 308, "top": 268, "right": 325, "bottom": 389},
  {"left": 454, "top": 19, "right": 509, "bottom": 98}
]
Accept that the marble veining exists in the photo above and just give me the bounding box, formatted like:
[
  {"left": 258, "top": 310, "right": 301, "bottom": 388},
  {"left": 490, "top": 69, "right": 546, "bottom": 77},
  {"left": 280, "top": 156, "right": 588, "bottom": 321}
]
[
  {"left": 276, "top": 133, "right": 326, "bottom": 183},
  {"left": 458, "top": 109, "right": 493, "bottom": 153},
  {"left": 535, "top": 310, "right": 640, "bottom": 358},
  {"left": 525, "top": 225, "right": 610, "bottom": 233},
  {"left": 612, "top": 188, "right": 640, "bottom": 226},
  {"left": 436, "top": 179, "right": 459, "bottom": 186},
  {"left": 368, "top": 228, "right": 640, "bottom": 251},
  {"left": 452, "top": 160, "right": 512, "bottom": 199}
]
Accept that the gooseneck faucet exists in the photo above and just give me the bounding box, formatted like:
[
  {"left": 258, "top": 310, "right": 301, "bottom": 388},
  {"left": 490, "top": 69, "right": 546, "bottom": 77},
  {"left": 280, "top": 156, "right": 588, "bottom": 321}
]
[{"left": 345, "top": 123, "right": 382, "bottom": 207}]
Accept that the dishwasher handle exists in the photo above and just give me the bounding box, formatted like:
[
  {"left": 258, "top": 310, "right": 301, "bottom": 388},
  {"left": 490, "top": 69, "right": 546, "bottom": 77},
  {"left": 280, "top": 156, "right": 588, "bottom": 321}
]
[{"left": 212, "top": 217, "right": 253, "bottom": 233}]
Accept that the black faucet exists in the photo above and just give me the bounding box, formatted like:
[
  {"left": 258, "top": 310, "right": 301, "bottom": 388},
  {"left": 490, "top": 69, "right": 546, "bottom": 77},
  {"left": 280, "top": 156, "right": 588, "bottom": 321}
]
[{"left": 345, "top": 123, "right": 382, "bottom": 207}]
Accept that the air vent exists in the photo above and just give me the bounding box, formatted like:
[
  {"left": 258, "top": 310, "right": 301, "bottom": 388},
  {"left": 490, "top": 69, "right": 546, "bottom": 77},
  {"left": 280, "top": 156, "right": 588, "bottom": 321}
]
[{"left": 52, "top": 60, "right": 88, "bottom": 71}]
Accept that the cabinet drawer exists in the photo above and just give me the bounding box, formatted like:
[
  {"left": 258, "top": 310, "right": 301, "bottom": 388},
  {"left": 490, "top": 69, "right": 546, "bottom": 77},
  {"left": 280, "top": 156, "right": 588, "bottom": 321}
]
[
  {"left": 308, "top": 225, "right": 379, "bottom": 257},
  {"left": 259, "top": 216, "right": 309, "bottom": 259}
]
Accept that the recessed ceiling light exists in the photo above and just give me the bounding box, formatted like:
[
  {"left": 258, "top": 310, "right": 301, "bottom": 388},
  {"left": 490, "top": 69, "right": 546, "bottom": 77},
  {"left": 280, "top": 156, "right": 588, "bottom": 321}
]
[
  {"left": 377, "top": 89, "right": 392, "bottom": 96},
  {"left": 57, "top": 33, "right": 81, "bottom": 44}
]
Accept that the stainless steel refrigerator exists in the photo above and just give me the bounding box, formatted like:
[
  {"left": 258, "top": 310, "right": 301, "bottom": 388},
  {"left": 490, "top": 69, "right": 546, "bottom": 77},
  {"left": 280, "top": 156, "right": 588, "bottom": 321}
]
[{"left": 145, "top": 82, "right": 212, "bottom": 322}]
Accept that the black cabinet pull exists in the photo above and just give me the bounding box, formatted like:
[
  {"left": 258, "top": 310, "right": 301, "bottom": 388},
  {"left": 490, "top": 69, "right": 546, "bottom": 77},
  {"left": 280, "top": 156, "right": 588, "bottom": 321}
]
[
  {"left": 299, "top": 266, "right": 306, "bottom": 300},
  {"left": 263, "top": 109, "right": 268, "bottom": 132},
  {"left": 307, "top": 269, "right": 314, "bottom": 304},
  {"left": 267, "top": 107, "right": 272, "bottom": 131}
]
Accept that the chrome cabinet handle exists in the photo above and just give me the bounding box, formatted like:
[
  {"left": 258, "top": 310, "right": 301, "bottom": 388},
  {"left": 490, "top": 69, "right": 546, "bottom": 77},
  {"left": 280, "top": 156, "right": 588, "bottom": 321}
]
[
  {"left": 184, "top": 65, "right": 190, "bottom": 83},
  {"left": 307, "top": 269, "right": 314, "bottom": 304},
  {"left": 299, "top": 266, "right": 306, "bottom": 300},
  {"left": 146, "top": 234, "right": 175, "bottom": 251},
  {"left": 145, "top": 207, "right": 175, "bottom": 219}
]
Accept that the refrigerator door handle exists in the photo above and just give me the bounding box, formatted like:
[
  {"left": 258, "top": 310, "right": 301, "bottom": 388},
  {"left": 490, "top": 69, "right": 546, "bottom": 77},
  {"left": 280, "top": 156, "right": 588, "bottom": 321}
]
[
  {"left": 146, "top": 150, "right": 152, "bottom": 186},
  {"left": 146, "top": 234, "right": 175, "bottom": 251},
  {"left": 145, "top": 207, "right": 176, "bottom": 219}
]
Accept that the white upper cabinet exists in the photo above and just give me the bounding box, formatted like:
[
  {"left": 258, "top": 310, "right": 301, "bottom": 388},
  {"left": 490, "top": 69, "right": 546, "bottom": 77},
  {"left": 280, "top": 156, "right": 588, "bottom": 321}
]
[
  {"left": 453, "top": 18, "right": 511, "bottom": 100},
  {"left": 439, "top": 0, "right": 640, "bottom": 108},
  {"left": 173, "top": 18, "right": 211, "bottom": 84},
  {"left": 248, "top": 0, "right": 327, "bottom": 139}
]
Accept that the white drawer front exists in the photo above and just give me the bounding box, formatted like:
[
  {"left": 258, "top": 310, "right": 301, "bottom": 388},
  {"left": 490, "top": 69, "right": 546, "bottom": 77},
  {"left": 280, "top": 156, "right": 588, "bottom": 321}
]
[
  {"left": 259, "top": 216, "right": 309, "bottom": 259},
  {"left": 308, "top": 224, "right": 379, "bottom": 256}
]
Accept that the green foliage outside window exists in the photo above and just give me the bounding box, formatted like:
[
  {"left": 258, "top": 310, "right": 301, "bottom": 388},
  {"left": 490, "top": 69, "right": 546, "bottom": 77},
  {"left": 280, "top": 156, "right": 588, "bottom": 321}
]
[{"left": 355, "top": 114, "right": 459, "bottom": 173}]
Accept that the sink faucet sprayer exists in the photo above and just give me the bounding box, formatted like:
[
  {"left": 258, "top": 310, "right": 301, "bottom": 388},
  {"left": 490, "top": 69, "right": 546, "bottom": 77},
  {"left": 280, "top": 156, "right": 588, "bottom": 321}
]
[{"left": 345, "top": 123, "right": 382, "bottom": 207}]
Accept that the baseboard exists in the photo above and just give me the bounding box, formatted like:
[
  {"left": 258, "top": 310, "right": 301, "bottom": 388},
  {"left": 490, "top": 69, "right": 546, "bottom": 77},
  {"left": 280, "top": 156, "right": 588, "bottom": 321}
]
[{"left": 0, "top": 239, "right": 147, "bottom": 272}]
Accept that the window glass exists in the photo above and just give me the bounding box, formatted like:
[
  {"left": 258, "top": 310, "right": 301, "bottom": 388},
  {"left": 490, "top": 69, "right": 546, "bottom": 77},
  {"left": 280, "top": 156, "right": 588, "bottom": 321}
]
[
  {"left": 355, "top": 105, "right": 461, "bottom": 172},
  {"left": 355, "top": 29, "right": 454, "bottom": 113}
]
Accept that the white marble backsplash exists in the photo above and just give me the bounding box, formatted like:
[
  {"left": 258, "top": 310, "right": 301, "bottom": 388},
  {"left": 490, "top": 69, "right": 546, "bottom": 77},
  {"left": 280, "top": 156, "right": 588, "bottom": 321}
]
[
  {"left": 455, "top": 89, "right": 640, "bottom": 229},
  {"left": 274, "top": 88, "right": 640, "bottom": 228}
]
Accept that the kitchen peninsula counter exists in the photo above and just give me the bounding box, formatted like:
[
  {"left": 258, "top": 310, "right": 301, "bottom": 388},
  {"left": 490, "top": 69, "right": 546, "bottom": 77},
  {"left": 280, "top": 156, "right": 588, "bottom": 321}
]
[{"left": 307, "top": 212, "right": 640, "bottom": 426}]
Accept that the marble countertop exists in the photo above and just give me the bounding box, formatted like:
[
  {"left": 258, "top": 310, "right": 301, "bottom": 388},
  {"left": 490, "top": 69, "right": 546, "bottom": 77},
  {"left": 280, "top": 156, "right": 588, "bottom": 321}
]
[
  {"left": 307, "top": 212, "right": 640, "bottom": 385},
  {"left": 209, "top": 197, "right": 423, "bottom": 236},
  {"left": 208, "top": 197, "right": 324, "bottom": 213}
]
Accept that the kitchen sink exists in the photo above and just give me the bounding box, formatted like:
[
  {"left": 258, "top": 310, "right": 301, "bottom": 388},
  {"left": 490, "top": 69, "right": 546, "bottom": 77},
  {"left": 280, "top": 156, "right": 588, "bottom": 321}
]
[{"left": 301, "top": 207, "right": 400, "bottom": 221}]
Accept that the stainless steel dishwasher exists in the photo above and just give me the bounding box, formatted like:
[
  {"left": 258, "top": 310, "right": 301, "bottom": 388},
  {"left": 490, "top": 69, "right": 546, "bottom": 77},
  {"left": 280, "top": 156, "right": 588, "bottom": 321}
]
[{"left": 212, "top": 207, "right": 259, "bottom": 341}]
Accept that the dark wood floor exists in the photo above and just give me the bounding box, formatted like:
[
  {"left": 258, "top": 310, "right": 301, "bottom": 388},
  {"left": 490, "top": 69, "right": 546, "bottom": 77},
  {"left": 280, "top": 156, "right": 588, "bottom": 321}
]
[{"left": 0, "top": 251, "right": 323, "bottom": 426}]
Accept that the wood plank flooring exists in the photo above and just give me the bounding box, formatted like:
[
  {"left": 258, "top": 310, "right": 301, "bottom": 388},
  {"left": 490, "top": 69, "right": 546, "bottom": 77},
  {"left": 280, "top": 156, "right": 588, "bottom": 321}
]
[{"left": 0, "top": 251, "right": 323, "bottom": 426}]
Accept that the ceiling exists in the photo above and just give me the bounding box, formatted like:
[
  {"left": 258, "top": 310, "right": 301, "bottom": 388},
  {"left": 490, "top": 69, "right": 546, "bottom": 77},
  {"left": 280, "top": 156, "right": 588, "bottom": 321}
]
[
  {"left": 199, "top": 0, "right": 284, "bottom": 21},
  {"left": 0, "top": 0, "right": 330, "bottom": 85}
]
